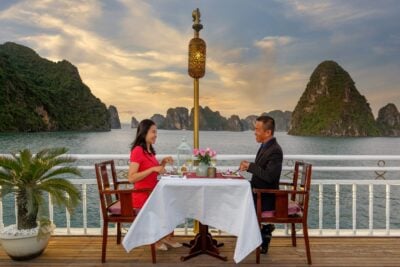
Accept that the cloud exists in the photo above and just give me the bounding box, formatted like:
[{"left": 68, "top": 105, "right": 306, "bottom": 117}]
[
  {"left": 149, "top": 71, "right": 186, "bottom": 80},
  {"left": 280, "top": 0, "right": 383, "bottom": 29},
  {"left": 200, "top": 35, "right": 300, "bottom": 117},
  {"left": 255, "top": 36, "right": 294, "bottom": 50},
  {"left": 0, "top": 0, "right": 102, "bottom": 27},
  {"left": 351, "top": 64, "right": 400, "bottom": 116}
]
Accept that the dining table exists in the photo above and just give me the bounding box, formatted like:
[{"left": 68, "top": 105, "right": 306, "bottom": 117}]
[{"left": 122, "top": 172, "right": 262, "bottom": 263}]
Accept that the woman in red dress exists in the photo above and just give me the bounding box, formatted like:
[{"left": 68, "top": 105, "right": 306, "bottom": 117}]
[{"left": 128, "top": 119, "right": 181, "bottom": 250}]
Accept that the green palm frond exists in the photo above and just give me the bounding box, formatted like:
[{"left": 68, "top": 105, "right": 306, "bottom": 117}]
[
  {"left": 37, "top": 178, "right": 80, "bottom": 212},
  {"left": 35, "top": 147, "right": 68, "bottom": 162},
  {"left": 0, "top": 156, "right": 22, "bottom": 193},
  {"left": 40, "top": 156, "right": 77, "bottom": 174},
  {"left": 17, "top": 149, "right": 33, "bottom": 170},
  {"left": 0, "top": 155, "right": 22, "bottom": 174},
  {"left": 46, "top": 156, "right": 76, "bottom": 166},
  {"left": 0, "top": 170, "right": 14, "bottom": 185},
  {"left": 39, "top": 167, "right": 81, "bottom": 182},
  {"left": 32, "top": 151, "right": 77, "bottom": 182}
]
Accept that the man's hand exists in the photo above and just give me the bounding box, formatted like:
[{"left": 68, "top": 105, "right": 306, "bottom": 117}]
[{"left": 239, "top": 160, "right": 250, "bottom": 171}]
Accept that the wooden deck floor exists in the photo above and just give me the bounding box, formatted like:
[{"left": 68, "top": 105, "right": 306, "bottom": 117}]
[{"left": 1, "top": 236, "right": 400, "bottom": 266}]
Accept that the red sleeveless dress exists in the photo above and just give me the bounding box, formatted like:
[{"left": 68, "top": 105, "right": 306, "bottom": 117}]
[{"left": 130, "top": 146, "right": 159, "bottom": 208}]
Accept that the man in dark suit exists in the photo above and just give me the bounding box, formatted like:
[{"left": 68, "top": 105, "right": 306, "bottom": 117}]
[{"left": 239, "top": 115, "right": 283, "bottom": 254}]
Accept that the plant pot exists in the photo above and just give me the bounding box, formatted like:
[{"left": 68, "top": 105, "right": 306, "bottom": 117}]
[
  {"left": 196, "top": 162, "right": 209, "bottom": 176},
  {"left": 0, "top": 224, "right": 55, "bottom": 261}
]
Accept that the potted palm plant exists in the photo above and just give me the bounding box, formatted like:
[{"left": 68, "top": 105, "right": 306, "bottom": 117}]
[{"left": 0, "top": 147, "right": 81, "bottom": 260}]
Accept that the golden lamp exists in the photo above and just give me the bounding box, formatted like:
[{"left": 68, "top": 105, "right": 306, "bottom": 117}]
[{"left": 188, "top": 8, "right": 206, "bottom": 150}]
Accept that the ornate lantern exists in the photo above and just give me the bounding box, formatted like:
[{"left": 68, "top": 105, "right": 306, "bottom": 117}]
[{"left": 188, "top": 37, "right": 206, "bottom": 78}]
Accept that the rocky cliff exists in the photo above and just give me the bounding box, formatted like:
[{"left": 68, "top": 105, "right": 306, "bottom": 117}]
[
  {"left": 108, "top": 105, "right": 121, "bottom": 129},
  {"left": 288, "top": 60, "right": 380, "bottom": 136},
  {"left": 150, "top": 114, "right": 166, "bottom": 128},
  {"left": 165, "top": 107, "right": 190, "bottom": 130},
  {"left": 131, "top": 116, "right": 139, "bottom": 128},
  {"left": 226, "top": 115, "right": 246, "bottom": 132},
  {"left": 189, "top": 106, "right": 228, "bottom": 131},
  {"left": 0, "top": 42, "right": 110, "bottom": 132},
  {"left": 377, "top": 103, "right": 400, "bottom": 136},
  {"left": 262, "top": 110, "right": 292, "bottom": 132}
]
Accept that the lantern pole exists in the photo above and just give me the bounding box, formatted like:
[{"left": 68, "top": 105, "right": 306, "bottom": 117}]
[
  {"left": 188, "top": 8, "right": 205, "bottom": 150},
  {"left": 193, "top": 78, "right": 199, "bottom": 149}
]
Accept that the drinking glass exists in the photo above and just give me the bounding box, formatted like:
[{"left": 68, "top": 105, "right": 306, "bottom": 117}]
[{"left": 186, "top": 158, "right": 193, "bottom": 172}]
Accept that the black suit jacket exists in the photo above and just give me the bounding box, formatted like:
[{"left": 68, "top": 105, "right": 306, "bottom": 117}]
[{"left": 247, "top": 137, "right": 283, "bottom": 211}]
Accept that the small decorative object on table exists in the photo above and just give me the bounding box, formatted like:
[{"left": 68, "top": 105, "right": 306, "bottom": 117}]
[
  {"left": 207, "top": 166, "right": 216, "bottom": 178},
  {"left": 177, "top": 137, "right": 192, "bottom": 172},
  {"left": 193, "top": 147, "right": 217, "bottom": 177}
]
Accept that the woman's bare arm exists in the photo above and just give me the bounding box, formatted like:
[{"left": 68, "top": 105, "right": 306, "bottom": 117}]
[{"left": 128, "top": 163, "right": 164, "bottom": 183}]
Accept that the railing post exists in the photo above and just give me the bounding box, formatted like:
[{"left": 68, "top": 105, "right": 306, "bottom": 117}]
[
  {"left": 48, "top": 194, "right": 54, "bottom": 223},
  {"left": 14, "top": 195, "right": 18, "bottom": 227},
  {"left": 369, "top": 184, "right": 373, "bottom": 236},
  {"left": 66, "top": 193, "right": 71, "bottom": 235},
  {"left": 82, "top": 184, "right": 87, "bottom": 235},
  {"left": 352, "top": 184, "right": 357, "bottom": 235},
  {"left": 284, "top": 184, "right": 289, "bottom": 236},
  {"left": 318, "top": 184, "right": 323, "bottom": 236},
  {"left": 0, "top": 193, "right": 4, "bottom": 229},
  {"left": 99, "top": 203, "right": 103, "bottom": 235},
  {"left": 335, "top": 184, "right": 340, "bottom": 236},
  {"left": 386, "top": 184, "right": 390, "bottom": 236}
]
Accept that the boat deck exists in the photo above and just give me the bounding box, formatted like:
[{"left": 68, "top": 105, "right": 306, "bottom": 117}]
[{"left": 1, "top": 236, "right": 399, "bottom": 266}]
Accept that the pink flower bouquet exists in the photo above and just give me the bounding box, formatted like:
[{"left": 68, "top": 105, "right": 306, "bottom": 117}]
[{"left": 193, "top": 147, "right": 217, "bottom": 165}]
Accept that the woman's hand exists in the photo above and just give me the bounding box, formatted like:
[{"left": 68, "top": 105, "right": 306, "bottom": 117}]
[
  {"left": 153, "top": 165, "right": 166, "bottom": 174},
  {"left": 161, "top": 156, "right": 174, "bottom": 166}
]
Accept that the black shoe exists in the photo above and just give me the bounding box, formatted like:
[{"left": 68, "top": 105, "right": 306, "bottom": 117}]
[
  {"left": 260, "top": 224, "right": 275, "bottom": 254},
  {"left": 260, "top": 235, "right": 271, "bottom": 254}
]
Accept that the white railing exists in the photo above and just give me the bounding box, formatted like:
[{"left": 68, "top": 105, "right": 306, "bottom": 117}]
[{"left": 1, "top": 154, "right": 400, "bottom": 237}]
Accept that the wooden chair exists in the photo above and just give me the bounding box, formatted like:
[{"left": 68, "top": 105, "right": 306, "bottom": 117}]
[
  {"left": 95, "top": 160, "right": 156, "bottom": 263},
  {"left": 254, "top": 161, "right": 312, "bottom": 264}
]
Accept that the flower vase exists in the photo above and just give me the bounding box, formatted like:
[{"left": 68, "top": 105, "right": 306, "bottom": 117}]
[{"left": 196, "top": 162, "right": 209, "bottom": 177}]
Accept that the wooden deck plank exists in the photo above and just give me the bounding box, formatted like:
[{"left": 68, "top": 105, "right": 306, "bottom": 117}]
[{"left": 1, "top": 236, "right": 400, "bottom": 266}]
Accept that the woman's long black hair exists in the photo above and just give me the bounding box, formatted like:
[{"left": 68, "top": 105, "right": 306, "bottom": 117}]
[{"left": 130, "top": 119, "right": 156, "bottom": 155}]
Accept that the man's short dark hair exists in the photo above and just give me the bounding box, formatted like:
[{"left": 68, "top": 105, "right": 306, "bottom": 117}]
[{"left": 256, "top": 115, "right": 275, "bottom": 135}]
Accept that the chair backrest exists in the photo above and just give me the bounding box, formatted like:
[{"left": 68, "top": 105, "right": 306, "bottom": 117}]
[
  {"left": 95, "top": 160, "right": 119, "bottom": 217},
  {"left": 291, "top": 161, "right": 311, "bottom": 199},
  {"left": 293, "top": 161, "right": 312, "bottom": 218}
]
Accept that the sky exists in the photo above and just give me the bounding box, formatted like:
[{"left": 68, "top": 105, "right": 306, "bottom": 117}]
[{"left": 0, "top": 0, "right": 399, "bottom": 122}]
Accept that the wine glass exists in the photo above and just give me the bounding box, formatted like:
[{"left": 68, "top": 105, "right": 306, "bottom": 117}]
[
  {"left": 186, "top": 158, "right": 193, "bottom": 172},
  {"left": 211, "top": 158, "right": 217, "bottom": 168}
]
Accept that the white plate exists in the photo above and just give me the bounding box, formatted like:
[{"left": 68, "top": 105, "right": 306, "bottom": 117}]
[
  {"left": 161, "top": 175, "right": 185, "bottom": 179},
  {"left": 221, "top": 172, "right": 241, "bottom": 178}
]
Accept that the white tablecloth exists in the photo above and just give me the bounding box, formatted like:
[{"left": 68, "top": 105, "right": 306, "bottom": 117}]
[{"left": 122, "top": 178, "right": 262, "bottom": 263}]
